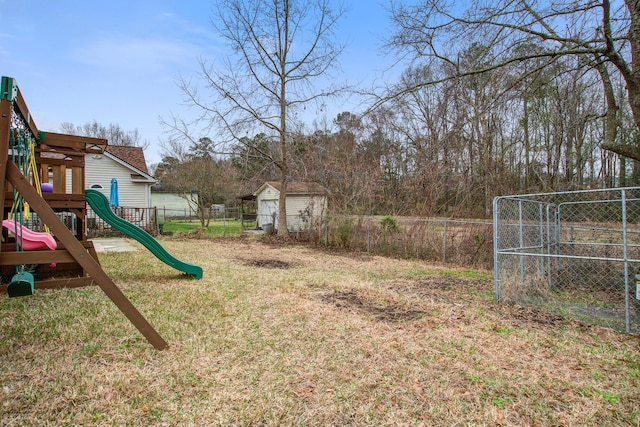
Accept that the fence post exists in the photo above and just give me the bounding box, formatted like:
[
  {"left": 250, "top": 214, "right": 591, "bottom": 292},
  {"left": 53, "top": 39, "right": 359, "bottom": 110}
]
[
  {"left": 154, "top": 207, "right": 158, "bottom": 235},
  {"left": 621, "top": 189, "right": 631, "bottom": 333},
  {"left": 569, "top": 226, "right": 574, "bottom": 279},
  {"left": 324, "top": 222, "right": 329, "bottom": 245},
  {"left": 493, "top": 197, "right": 500, "bottom": 301},
  {"left": 545, "top": 204, "right": 553, "bottom": 289},
  {"left": 367, "top": 217, "right": 371, "bottom": 253},
  {"left": 442, "top": 220, "right": 448, "bottom": 264},
  {"left": 519, "top": 200, "right": 525, "bottom": 285},
  {"left": 538, "top": 204, "right": 545, "bottom": 280}
]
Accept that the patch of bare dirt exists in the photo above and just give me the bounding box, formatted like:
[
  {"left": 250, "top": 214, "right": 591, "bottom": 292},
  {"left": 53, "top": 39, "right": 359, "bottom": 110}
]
[
  {"left": 260, "top": 234, "right": 301, "bottom": 246},
  {"left": 379, "top": 276, "right": 579, "bottom": 329},
  {"left": 244, "top": 259, "right": 294, "bottom": 269},
  {"left": 416, "top": 275, "right": 488, "bottom": 290},
  {"left": 396, "top": 277, "right": 573, "bottom": 329},
  {"left": 498, "top": 304, "right": 573, "bottom": 329},
  {"left": 385, "top": 276, "right": 491, "bottom": 304},
  {"left": 317, "top": 289, "right": 426, "bottom": 323}
]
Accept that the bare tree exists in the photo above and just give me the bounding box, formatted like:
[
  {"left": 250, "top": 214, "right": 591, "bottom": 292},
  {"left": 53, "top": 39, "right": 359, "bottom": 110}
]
[
  {"left": 297, "top": 113, "right": 385, "bottom": 214},
  {"left": 60, "top": 120, "right": 149, "bottom": 149},
  {"left": 176, "top": 0, "right": 346, "bottom": 236},
  {"left": 230, "top": 133, "right": 279, "bottom": 193},
  {"left": 385, "top": 0, "right": 640, "bottom": 160},
  {"left": 158, "top": 137, "right": 240, "bottom": 228}
]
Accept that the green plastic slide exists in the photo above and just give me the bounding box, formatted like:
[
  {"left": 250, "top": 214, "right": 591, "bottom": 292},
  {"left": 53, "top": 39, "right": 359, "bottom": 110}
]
[{"left": 85, "top": 189, "right": 203, "bottom": 279}]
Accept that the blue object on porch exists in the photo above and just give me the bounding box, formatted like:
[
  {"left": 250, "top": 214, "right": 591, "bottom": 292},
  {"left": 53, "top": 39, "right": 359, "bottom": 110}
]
[{"left": 109, "top": 178, "right": 119, "bottom": 207}]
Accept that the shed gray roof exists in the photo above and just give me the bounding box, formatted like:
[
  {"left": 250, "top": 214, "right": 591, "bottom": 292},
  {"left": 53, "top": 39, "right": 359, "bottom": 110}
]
[{"left": 256, "top": 181, "right": 329, "bottom": 196}]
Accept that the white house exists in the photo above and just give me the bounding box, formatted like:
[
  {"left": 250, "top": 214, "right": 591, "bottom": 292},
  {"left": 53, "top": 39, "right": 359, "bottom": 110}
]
[
  {"left": 254, "top": 181, "right": 328, "bottom": 232},
  {"left": 85, "top": 145, "right": 156, "bottom": 207}
]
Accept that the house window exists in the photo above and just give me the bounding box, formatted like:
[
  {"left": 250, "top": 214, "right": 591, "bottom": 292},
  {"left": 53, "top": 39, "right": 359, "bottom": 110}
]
[{"left": 91, "top": 184, "right": 103, "bottom": 189}]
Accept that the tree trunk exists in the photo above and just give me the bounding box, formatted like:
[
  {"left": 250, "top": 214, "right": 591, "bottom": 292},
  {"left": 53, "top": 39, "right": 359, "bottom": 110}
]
[
  {"left": 602, "top": 1, "right": 639, "bottom": 159},
  {"left": 275, "top": 0, "right": 290, "bottom": 237},
  {"left": 277, "top": 42, "right": 290, "bottom": 237},
  {"left": 626, "top": 0, "right": 640, "bottom": 130},
  {"left": 277, "top": 172, "right": 288, "bottom": 236},
  {"left": 595, "top": 54, "right": 622, "bottom": 160}
]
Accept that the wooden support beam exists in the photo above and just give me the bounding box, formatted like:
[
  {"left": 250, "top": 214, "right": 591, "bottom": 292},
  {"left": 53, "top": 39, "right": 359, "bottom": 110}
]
[
  {"left": 0, "top": 93, "right": 12, "bottom": 242},
  {"left": 72, "top": 166, "right": 84, "bottom": 194},
  {"left": 5, "top": 162, "right": 168, "bottom": 350},
  {"left": 3, "top": 197, "right": 86, "bottom": 210},
  {"left": 39, "top": 132, "right": 107, "bottom": 152},
  {"left": 1, "top": 276, "right": 97, "bottom": 293},
  {"left": 34, "top": 276, "right": 97, "bottom": 290},
  {"left": 34, "top": 155, "right": 84, "bottom": 168},
  {"left": 0, "top": 249, "right": 78, "bottom": 265},
  {"left": 12, "top": 86, "right": 39, "bottom": 140},
  {"left": 52, "top": 165, "right": 66, "bottom": 194}
]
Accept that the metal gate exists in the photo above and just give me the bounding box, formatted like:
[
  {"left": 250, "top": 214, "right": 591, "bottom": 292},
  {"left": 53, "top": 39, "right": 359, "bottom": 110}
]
[{"left": 493, "top": 187, "right": 640, "bottom": 333}]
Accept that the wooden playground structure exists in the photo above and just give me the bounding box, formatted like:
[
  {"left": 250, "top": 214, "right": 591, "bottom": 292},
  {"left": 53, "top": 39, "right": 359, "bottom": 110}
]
[{"left": 0, "top": 76, "right": 167, "bottom": 349}]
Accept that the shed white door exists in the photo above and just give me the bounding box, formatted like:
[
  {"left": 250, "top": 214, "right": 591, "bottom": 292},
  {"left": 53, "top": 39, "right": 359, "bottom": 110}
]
[{"left": 260, "top": 199, "right": 278, "bottom": 228}]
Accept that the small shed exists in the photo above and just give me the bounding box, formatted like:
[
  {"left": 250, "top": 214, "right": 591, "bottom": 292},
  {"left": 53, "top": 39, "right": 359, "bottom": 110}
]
[{"left": 254, "top": 181, "right": 328, "bottom": 232}]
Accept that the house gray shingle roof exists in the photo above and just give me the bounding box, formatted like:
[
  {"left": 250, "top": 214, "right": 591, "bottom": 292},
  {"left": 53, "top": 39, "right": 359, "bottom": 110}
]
[{"left": 105, "top": 146, "right": 150, "bottom": 175}]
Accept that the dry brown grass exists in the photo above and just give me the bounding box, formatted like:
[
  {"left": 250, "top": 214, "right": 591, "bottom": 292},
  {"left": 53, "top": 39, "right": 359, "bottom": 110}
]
[{"left": 1, "top": 235, "right": 639, "bottom": 426}]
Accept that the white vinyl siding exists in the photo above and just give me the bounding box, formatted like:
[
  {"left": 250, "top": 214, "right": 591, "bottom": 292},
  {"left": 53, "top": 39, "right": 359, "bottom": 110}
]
[
  {"left": 256, "top": 185, "right": 280, "bottom": 228},
  {"left": 85, "top": 154, "right": 153, "bottom": 207},
  {"left": 286, "top": 195, "right": 326, "bottom": 217},
  {"left": 285, "top": 195, "right": 327, "bottom": 230},
  {"left": 257, "top": 185, "right": 279, "bottom": 201},
  {"left": 259, "top": 199, "right": 278, "bottom": 228}
]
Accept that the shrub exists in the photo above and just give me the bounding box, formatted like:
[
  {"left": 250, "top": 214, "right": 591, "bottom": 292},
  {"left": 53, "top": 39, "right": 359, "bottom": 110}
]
[
  {"left": 336, "top": 219, "right": 354, "bottom": 248},
  {"left": 379, "top": 215, "right": 399, "bottom": 233}
]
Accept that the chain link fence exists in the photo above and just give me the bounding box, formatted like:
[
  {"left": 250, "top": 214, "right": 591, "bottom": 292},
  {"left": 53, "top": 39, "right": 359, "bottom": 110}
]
[
  {"left": 154, "top": 206, "right": 243, "bottom": 222},
  {"left": 319, "top": 216, "right": 493, "bottom": 269},
  {"left": 252, "top": 213, "right": 493, "bottom": 269},
  {"left": 494, "top": 187, "right": 640, "bottom": 333},
  {"left": 87, "top": 203, "right": 494, "bottom": 269}
]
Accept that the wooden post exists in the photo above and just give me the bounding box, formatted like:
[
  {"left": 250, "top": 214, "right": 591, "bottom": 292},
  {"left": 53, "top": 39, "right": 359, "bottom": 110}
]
[{"left": 0, "top": 84, "right": 13, "bottom": 241}]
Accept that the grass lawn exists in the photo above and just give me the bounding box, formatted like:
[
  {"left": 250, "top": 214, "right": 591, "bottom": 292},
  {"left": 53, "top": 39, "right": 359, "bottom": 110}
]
[
  {"left": 162, "top": 219, "right": 248, "bottom": 236},
  {"left": 1, "top": 236, "right": 639, "bottom": 425}
]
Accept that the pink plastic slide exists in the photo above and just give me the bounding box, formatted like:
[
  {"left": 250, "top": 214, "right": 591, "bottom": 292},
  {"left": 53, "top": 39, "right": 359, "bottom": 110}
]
[{"left": 2, "top": 219, "right": 57, "bottom": 251}]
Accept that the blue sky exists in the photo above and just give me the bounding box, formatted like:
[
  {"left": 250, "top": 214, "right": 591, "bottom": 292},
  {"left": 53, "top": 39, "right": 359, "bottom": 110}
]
[{"left": 1, "top": 1, "right": 398, "bottom": 165}]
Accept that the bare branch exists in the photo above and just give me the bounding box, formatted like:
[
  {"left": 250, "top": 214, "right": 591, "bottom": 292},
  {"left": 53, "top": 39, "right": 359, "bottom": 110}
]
[
  {"left": 165, "top": 0, "right": 347, "bottom": 236},
  {"left": 381, "top": 0, "right": 640, "bottom": 160}
]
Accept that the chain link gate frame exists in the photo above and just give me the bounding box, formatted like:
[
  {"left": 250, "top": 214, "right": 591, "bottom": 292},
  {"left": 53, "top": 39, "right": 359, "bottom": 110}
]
[{"left": 493, "top": 187, "right": 640, "bottom": 333}]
